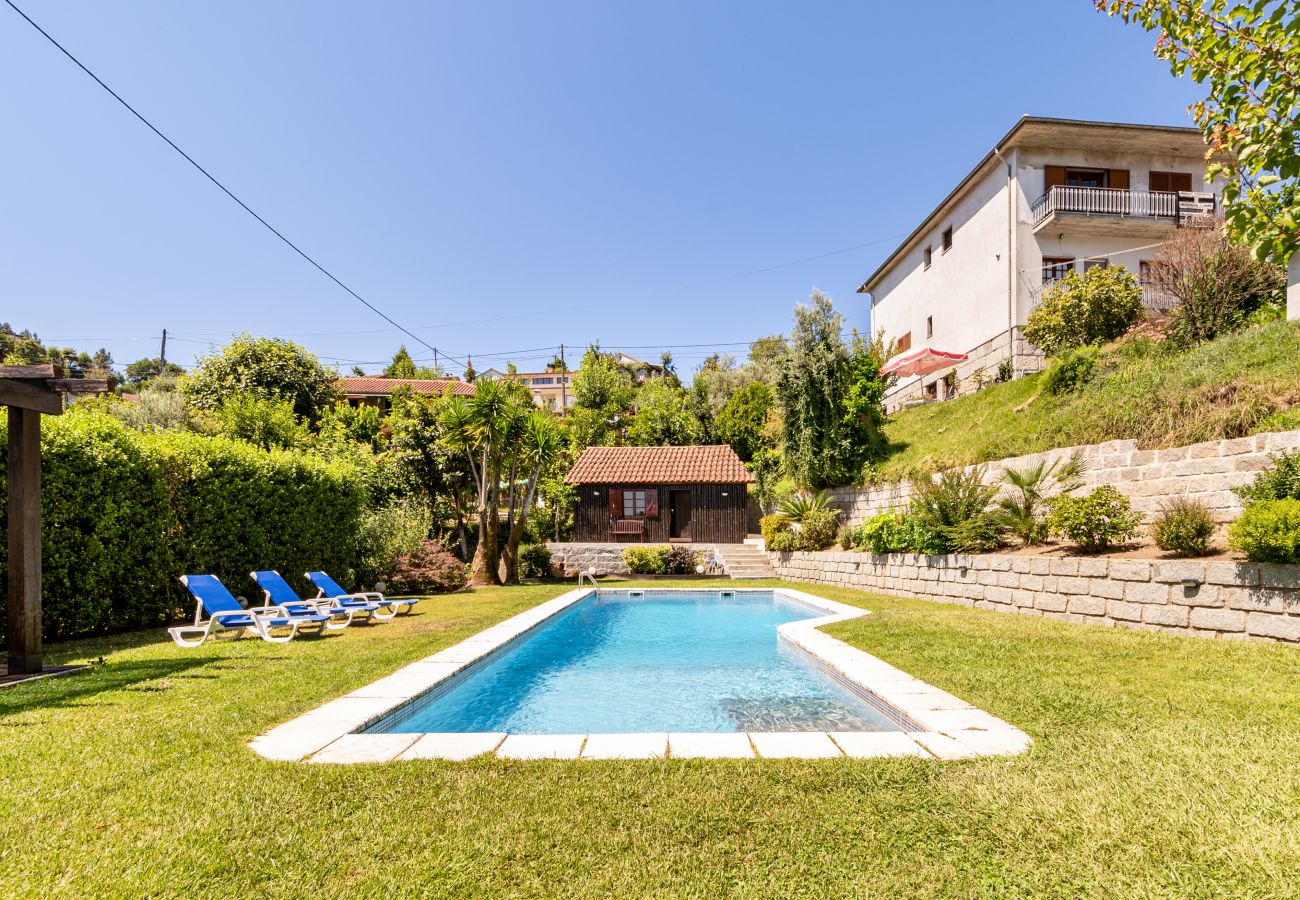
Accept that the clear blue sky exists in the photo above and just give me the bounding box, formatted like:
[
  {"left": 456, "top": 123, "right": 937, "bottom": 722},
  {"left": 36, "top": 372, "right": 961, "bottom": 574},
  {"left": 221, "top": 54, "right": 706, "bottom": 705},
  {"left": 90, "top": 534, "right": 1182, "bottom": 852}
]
[{"left": 1, "top": 1, "right": 1203, "bottom": 376}]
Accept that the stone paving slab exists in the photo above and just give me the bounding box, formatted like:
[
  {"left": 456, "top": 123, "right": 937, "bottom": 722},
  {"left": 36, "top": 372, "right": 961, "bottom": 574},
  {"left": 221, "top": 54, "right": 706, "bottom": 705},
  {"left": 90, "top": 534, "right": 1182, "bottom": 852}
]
[
  {"left": 497, "top": 734, "right": 587, "bottom": 760},
  {"left": 398, "top": 732, "right": 506, "bottom": 761},
  {"left": 829, "top": 731, "right": 929, "bottom": 758},
  {"left": 668, "top": 732, "right": 756, "bottom": 759},
  {"left": 749, "top": 731, "right": 842, "bottom": 758},
  {"left": 310, "top": 734, "right": 419, "bottom": 763},
  {"left": 580, "top": 733, "right": 668, "bottom": 760}
]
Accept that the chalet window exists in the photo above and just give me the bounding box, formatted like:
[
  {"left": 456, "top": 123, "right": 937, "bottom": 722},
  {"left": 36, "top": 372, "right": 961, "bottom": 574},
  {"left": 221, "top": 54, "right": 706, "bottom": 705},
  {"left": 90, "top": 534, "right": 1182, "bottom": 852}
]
[
  {"left": 1042, "top": 257, "right": 1074, "bottom": 282},
  {"left": 942, "top": 227, "right": 953, "bottom": 252},
  {"left": 1065, "top": 169, "right": 1108, "bottom": 188},
  {"left": 1149, "top": 171, "right": 1193, "bottom": 192},
  {"left": 622, "top": 490, "right": 647, "bottom": 517},
  {"left": 926, "top": 316, "right": 933, "bottom": 339},
  {"left": 897, "top": 331, "right": 912, "bottom": 353},
  {"left": 923, "top": 246, "right": 932, "bottom": 269}
]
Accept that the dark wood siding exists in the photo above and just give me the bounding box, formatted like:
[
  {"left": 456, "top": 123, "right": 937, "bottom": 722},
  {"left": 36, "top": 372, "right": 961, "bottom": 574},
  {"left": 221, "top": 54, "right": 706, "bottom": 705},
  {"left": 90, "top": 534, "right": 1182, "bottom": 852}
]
[{"left": 573, "top": 482, "right": 749, "bottom": 544}]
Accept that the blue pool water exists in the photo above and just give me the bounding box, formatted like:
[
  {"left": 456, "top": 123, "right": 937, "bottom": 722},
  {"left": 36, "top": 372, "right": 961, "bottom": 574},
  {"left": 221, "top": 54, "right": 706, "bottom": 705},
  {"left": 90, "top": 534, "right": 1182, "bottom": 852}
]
[{"left": 369, "top": 590, "right": 901, "bottom": 734}]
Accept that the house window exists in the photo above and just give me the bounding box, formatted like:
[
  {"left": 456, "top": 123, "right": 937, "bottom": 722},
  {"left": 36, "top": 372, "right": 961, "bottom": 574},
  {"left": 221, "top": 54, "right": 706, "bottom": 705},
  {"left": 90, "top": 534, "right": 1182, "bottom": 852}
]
[
  {"left": 896, "top": 332, "right": 912, "bottom": 353},
  {"left": 1065, "top": 169, "right": 1107, "bottom": 188},
  {"left": 926, "top": 316, "right": 933, "bottom": 339},
  {"left": 924, "top": 382, "right": 938, "bottom": 400},
  {"left": 1149, "top": 171, "right": 1192, "bottom": 192},
  {"left": 622, "top": 490, "right": 647, "bottom": 517},
  {"left": 923, "top": 246, "right": 932, "bottom": 269},
  {"left": 942, "top": 227, "right": 953, "bottom": 252},
  {"left": 1042, "top": 257, "right": 1074, "bottom": 282},
  {"left": 1083, "top": 258, "right": 1109, "bottom": 272}
]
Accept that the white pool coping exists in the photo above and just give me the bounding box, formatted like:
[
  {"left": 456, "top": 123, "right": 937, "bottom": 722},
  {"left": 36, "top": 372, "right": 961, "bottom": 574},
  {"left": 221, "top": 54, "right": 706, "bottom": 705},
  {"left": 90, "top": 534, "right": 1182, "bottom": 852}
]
[{"left": 250, "top": 587, "right": 1032, "bottom": 762}]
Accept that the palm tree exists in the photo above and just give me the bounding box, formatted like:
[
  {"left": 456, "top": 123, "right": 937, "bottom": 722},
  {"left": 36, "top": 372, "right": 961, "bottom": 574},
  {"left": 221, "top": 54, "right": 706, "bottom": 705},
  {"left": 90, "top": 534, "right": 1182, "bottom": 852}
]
[
  {"left": 500, "top": 412, "right": 565, "bottom": 583},
  {"left": 997, "top": 455, "right": 1085, "bottom": 546}
]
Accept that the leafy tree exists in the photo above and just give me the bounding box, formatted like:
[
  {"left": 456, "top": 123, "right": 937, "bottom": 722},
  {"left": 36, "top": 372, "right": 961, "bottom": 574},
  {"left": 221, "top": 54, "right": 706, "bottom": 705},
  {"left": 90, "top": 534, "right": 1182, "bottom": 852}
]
[
  {"left": 1150, "top": 225, "right": 1287, "bottom": 345},
  {"left": 569, "top": 343, "right": 635, "bottom": 447},
  {"left": 1100, "top": 0, "right": 1300, "bottom": 259},
  {"left": 350, "top": 365, "right": 366, "bottom": 376},
  {"left": 184, "top": 333, "right": 339, "bottom": 425},
  {"left": 774, "top": 291, "right": 885, "bottom": 488},
  {"left": 315, "top": 401, "right": 384, "bottom": 453},
  {"left": 1023, "top": 266, "right": 1143, "bottom": 355},
  {"left": 386, "top": 390, "right": 473, "bottom": 556},
  {"left": 715, "top": 381, "right": 772, "bottom": 462},
  {"left": 463, "top": 358, "right": 477, "bottom": 383},
  {"left": 625, "top": 377, "right": 704, "bottom": 446},
  {"left": 844, "top": 329, "right": 894, "bottom": 450},
  {"left": 124, "top": 357, "right": 185, "bottom": 389},
  {"left": 499, "top": 411, "right": 565, "bottom": 583},
  {"left": 210, "top": 394, "right": 308, "bottom": 450},
  {"left": 386, "top": 346, "right": 419, "bottom": 378},
  {"left": 506, "top": 361, "right": 518, "bottom": 375}
]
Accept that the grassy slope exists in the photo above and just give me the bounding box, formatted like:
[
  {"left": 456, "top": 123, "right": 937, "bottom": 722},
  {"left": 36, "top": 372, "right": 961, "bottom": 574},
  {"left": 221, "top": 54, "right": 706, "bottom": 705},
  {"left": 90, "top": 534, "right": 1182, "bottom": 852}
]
[
  {"left": 1, "top": 581, "right": 1298, "bottom": 898},
  {"left": 877, "top": 319, "right": 1300, "bottom": 481}
]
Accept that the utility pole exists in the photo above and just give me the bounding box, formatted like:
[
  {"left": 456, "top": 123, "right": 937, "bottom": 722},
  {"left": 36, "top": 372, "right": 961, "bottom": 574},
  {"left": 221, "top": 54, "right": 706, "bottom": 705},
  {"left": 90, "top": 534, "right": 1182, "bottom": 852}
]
[
  {"left": 559, "top": 343, "right": 567, "bottom": 414},
  {"left": 434, "top": 348, "right": 439, "bottom": 376},
  {"left": 159, "top": 329, "right": 168, "bottom": 375}
]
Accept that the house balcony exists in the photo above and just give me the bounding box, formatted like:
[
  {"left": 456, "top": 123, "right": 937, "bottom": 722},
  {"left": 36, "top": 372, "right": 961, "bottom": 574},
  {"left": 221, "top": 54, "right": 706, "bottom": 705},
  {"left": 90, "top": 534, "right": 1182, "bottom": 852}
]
[{"left": 1031, "top": 186, "right": 1214, "bottom": 238}]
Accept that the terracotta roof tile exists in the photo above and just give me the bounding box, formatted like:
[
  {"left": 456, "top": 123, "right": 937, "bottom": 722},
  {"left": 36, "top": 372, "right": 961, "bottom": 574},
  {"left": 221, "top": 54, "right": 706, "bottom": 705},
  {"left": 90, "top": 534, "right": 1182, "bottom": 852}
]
[
  {"left": 566, "top": 445, "right": 754, "bottom": 485},
  {"left": 339, "top": 377, "right": 475, "bottom": 397}
]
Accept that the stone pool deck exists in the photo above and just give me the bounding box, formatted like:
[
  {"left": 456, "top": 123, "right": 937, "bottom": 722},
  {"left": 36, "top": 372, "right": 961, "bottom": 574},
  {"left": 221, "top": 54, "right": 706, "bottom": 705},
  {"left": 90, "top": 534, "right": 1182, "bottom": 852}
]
[{"left": 249, "top": 586, "right": 1031, "bottom": 762}]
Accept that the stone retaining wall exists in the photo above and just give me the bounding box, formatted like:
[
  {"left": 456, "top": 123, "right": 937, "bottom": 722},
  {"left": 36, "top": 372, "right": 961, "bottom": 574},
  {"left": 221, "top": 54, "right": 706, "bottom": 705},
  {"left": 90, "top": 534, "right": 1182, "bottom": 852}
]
[
  {"left": 547, "top": 542, "right": 719, "bottom": 577},
  {"left": 769, "top": 550, "right": 1300, "bottom": 644},
  {"left": 832, "top": 430, "right": 1300, "bottom": 527}
]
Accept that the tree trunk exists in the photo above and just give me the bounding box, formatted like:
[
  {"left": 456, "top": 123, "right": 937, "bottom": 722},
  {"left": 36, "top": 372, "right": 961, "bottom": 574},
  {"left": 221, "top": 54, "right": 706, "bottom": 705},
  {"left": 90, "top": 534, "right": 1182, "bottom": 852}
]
[
  {"left": 468, "top": 448, "right": 501, "bottom": 586},
  {"left": 502, "top": 466, "right": 543, "bottom": 585}
]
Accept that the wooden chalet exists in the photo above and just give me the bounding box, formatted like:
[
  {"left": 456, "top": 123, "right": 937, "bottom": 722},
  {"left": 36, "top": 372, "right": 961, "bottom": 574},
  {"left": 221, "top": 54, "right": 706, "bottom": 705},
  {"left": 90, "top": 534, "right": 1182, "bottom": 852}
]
[{"left": 566, "top": 445, "right": 754, "bottom": 544}]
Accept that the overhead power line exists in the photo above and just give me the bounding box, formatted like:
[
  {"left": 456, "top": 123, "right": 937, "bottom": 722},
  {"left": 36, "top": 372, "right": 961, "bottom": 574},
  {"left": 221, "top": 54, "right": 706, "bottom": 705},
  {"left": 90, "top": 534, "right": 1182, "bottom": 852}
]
[{"left": 2, "top": 0, "right": 442, "bottom": 359}]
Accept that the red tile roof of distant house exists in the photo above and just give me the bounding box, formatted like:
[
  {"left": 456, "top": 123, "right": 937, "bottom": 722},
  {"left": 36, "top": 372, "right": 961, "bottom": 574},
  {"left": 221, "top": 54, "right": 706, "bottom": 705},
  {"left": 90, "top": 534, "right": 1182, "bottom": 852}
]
[
  {"left": 339, "top": 376, "right": 475, "bottom": 397},
  {"left": 566, "top": 445, "right": 754, "bottom": 484}
]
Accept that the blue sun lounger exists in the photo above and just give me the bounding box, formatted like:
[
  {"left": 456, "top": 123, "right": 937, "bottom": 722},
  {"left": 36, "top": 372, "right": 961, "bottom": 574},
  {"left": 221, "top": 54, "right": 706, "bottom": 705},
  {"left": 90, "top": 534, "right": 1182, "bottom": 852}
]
[
  {"left": 169, "top": 574, "right": 333, "bottom": 648},
  {"left": 250, "top": 570, "right": 359, "bottom": 631},
  {"left": 305, "top": 571, "right": 421, "bottom": 620}
]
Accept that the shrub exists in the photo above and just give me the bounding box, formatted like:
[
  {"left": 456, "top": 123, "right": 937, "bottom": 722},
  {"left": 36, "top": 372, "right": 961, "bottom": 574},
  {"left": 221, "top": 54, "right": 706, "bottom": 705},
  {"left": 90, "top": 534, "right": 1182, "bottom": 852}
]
[
  {"left": 995, "top": 358, "right": 1014, "bottom": 383},
  {"left": 623, "top": 545, "right": 669, "bottom": 574},
  {"left": 1047, "top": 485, "right": 1142, "bottom": 553},
  {"left": 518, "top": 544, "right": 553, "bottom": 579},
  {"left": 1234, "top": 450, "right": 1300, "bottom": 504},
  {"left": 385, "top": 540, "right": 468, "bottom": 593},
  {"left": 909, "top": 467, "right": 1004, "bottom": 553},
  {"left": 663, "top": 545, "right": 700, "bottom": 575},
  {"left": 997, "top": 454, "right": 1086, "bottom": 547},
  {"left": 768, "top": 530, "right": 798, "bottom": 553},
  {"left": 795, "top": 507, "right": 841, "bottom": 551},
  {"left": 775, "top": 490, "right": 834, "bottom": 522},
  {"left": 1023, "top": 266, "right": 1142, "bottom": 355},
  {"left": 210, "top": 394, "right": 307, "bottom": 450},
  {"left": 838, "top": 523, "right": 856, "bottom": 550},
  {"left": 854, "top": 512, "right": 946, "bottom": 555},
  {"left": 1042, "top": 345, "right": 1100, "bottom": 395},
  {"left": 355, "top": 502, "right": 434, "bottom": 586},
  {"left": 1228, "top": 498, "right": 1300, "bottom": 563},
  {"left": 760, "top": 514, "right": 790, "bottom": 549},
  {"left": 1152, "top": 497, "right": 1215, "bottom": 557}
]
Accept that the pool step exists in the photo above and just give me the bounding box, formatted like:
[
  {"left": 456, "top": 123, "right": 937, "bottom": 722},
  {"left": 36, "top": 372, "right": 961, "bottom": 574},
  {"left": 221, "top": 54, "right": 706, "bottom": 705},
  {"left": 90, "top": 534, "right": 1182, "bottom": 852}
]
[{"left": 714, "top": 544, "right": 778, "bottom": 580}]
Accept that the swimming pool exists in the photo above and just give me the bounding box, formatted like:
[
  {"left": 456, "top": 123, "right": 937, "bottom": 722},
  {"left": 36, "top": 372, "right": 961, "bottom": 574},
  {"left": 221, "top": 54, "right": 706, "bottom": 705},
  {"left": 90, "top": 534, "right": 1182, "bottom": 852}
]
[
  {"left": 250, "top": 585, "right": 1033, "bottom": 761},
  {"left": 366, "top": 590, "right": 903, "bottom": 734}
]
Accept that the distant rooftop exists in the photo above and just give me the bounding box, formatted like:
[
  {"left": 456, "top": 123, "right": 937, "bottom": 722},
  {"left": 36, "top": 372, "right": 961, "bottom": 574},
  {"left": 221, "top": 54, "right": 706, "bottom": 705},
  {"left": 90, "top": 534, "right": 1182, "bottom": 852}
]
[{"left": 339, "top": 376, "right": 475, "bottom": 397}]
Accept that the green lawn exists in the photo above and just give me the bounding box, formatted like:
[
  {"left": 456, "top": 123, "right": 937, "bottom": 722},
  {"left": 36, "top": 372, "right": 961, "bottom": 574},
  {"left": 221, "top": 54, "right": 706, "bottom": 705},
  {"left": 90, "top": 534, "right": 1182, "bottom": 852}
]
[
  {"left": 2, "top": 579, "right": 1298, "bottom": 898},
  {"left": 877, "top": 319, "right": 1300, "bottom": 481}
]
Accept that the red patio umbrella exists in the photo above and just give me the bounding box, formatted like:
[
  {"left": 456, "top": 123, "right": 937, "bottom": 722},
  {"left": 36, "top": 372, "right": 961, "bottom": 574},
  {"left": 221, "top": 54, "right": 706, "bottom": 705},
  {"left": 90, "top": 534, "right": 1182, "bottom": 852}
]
[{"left": 880, "top": 346, "right": 968, "bottom": 378}]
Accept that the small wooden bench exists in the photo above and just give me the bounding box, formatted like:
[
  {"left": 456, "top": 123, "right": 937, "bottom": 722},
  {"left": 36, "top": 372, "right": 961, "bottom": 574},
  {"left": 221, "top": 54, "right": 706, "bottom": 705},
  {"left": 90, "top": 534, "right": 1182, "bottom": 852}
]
[{"left": 610, "top": 518, "right": 645, "bottom": 541}]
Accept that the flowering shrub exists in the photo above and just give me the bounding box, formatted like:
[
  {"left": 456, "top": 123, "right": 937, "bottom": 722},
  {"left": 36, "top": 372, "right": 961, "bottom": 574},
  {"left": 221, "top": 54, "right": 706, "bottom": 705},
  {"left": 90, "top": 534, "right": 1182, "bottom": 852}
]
[
  {"left": 1047, "top": 486, "right": 1141, "bottom": 553},
  {"left": 385, "top": 540, "right": 469, "bottom": 593},
  {"left": 1152, "top": 497, "right": 1215, "bottom": 557}
]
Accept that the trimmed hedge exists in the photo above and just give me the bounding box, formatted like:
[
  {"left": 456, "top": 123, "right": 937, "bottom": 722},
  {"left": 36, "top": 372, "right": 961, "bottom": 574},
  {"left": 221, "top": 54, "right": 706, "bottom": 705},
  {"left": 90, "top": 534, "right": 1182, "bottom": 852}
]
[{"left": 0, "top": 411, "right": 366, "bottom": 641}]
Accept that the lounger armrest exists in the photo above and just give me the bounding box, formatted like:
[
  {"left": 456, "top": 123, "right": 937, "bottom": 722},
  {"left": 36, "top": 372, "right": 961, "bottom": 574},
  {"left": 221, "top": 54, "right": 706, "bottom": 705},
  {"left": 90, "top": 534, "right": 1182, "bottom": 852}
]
[{"left": 232, "top": 605, "right": 294, "bottom": 620}]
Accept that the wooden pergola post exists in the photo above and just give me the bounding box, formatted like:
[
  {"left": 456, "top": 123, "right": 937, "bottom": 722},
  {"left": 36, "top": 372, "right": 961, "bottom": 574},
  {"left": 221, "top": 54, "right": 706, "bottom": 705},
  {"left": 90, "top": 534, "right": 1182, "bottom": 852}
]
[{"left": 1, "top": 365, "right": 106, "bottom": 676}]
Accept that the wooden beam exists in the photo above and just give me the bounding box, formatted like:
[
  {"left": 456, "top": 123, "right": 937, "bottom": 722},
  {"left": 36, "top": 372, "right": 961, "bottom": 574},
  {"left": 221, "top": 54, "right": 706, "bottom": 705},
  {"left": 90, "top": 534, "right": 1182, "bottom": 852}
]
[
  {"left": 0, "top": 364, "right": 60, "bottom": 379},
  {"left": 47, "top": 379, "right": 111, "bottom": 394},
  {"left": 0, "top": 379, "right": 62, "bottom": 416},
  {"left": 7, "top": 407, "right": 42, "bottom": 675}
]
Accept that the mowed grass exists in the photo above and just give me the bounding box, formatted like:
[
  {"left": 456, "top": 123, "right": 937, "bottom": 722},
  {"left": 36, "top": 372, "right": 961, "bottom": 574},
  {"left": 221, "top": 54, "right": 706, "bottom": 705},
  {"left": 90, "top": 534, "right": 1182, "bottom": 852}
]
[
  {"left": 2, "top": 580, "right": 1299, "bottom": 898},
  {"left": 878, "top": 319, "right": 1300, "bottom": 480}
]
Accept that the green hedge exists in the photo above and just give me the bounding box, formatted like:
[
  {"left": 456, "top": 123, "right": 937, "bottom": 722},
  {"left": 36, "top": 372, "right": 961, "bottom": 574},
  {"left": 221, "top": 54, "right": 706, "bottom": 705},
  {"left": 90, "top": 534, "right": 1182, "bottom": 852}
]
[{"left": 0, "top": 411, "right": 366, "bottom": 641}]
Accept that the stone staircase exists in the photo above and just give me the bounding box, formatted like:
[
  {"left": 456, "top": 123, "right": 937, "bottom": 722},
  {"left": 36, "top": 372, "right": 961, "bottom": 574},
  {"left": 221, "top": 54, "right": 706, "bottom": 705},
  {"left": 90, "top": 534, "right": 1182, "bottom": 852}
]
[{"left": 715, "top": 540, "right": 777, "bottom": 580}]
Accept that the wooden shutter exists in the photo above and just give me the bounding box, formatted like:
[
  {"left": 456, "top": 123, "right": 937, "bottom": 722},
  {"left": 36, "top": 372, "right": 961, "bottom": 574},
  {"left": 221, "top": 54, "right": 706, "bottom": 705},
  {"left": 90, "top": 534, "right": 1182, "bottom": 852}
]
[
  {"left": 608, "top": 489, "right": 623, "bottom": 518},
  {"left": 1044, "top": 166, "right": 1066, "bottom": 190},
  {"left": 1149, "top": 171, "right": 1170, "bottom": 192},
  {"left": 1109, "top": 169, "right": 1130, "bottom": 190},
  {"left": 644, "top": 489, "right": 659, "bottom": 518},
  {"left": 1172, "top": 172, "right": 1192, "bottom": 192}
]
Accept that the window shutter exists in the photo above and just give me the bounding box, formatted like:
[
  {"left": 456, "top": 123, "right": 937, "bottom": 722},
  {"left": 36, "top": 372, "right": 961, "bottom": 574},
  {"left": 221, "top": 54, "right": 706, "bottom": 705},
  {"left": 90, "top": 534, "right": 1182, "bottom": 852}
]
[
  {"left": 608, "top": 489, "right": 622, "bottom": 518},
  {"left": 1172, "top": 172, "right": 1192, "bottom": 192},
  {"left": 1149, "top": 171, "right": 1170, "bottom": 192},
  {"left": 645, "top": 489, "right": 659, "bottom": 518},
  {"left": 1109, "top": 169, "right": 1130, "bottom": 190},
  {"left": 1044, "top": 166, "right": 1066, "bottom": 190}
]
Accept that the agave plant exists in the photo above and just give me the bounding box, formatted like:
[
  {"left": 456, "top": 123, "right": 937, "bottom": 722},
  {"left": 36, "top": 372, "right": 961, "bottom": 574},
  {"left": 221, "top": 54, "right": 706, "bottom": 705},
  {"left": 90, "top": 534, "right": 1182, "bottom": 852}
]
[{"left": 776, "top": 490, "right": 833, "bottom": 523}]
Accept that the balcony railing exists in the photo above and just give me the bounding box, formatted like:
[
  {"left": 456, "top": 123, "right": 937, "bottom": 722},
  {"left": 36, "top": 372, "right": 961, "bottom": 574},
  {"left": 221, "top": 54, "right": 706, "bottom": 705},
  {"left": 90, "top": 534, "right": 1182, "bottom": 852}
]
[{"left": 1031, "top": 186, "right": 1182, "bottom": 226}]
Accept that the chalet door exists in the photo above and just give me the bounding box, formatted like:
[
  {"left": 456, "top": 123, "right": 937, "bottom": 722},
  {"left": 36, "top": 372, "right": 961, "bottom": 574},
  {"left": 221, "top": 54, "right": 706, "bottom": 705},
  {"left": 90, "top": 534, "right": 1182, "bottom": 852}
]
[{"left": 670, "top": 490, "right": 692, "bottom": 540}]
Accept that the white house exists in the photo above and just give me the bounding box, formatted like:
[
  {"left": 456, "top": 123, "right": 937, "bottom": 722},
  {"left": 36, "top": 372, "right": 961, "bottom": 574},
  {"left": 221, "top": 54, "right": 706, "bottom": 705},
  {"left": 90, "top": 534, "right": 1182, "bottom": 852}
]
[{"left": 859, "top": 116, "right": 1229, "bottom": 407}]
